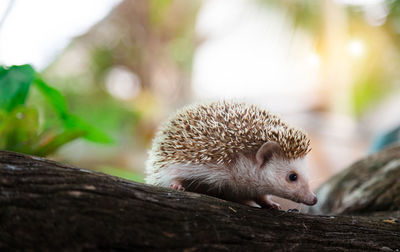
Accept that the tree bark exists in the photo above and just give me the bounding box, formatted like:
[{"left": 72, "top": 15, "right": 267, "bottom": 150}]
[{"left": 0, "top": 150, "right": 399, "bottom": 251}]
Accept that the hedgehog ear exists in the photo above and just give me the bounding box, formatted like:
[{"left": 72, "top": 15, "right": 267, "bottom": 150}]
[{"left": 256, "top": 141, "right": 282, "bottom": 168}]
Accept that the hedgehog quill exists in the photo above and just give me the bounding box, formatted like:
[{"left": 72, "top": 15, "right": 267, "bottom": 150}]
[{"left": 146, "top": 101, "right": 317, "bottom": 209}]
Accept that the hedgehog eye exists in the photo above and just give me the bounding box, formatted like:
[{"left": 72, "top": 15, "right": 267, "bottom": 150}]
[{"left": 288, "top": 173, "right": 297, "bottom": 182}]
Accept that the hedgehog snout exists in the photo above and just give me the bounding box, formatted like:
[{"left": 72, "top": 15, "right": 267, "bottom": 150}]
[{"left": 303, "top": 193, "right": 318, "bottom": 206}]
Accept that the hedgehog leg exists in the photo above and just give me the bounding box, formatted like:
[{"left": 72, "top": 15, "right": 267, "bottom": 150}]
[
  {"left": 242, "top": 200, "right": 261, "bottom": 208},
  {"left": 169, "top": 179, "right": 185, "bottom": 191},
  {"left": 255, "top": 195, "right": 281, "bottom": 210}
]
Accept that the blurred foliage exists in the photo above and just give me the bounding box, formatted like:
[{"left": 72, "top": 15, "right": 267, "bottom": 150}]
[
  {"left": 258, "top": 0, "right": 400, "bottom": 118},
  {"left": 91, "top": 46, "right": 115, "bottom": 82},
  {"left": 149, "top": 0, "right": 173, "bottom": 26},
  {"left": 23, "top": 0, "right": 198, "bottom": 178},
  {"left": 167, "top": 35, "right": 196, "bottom": 71},
  {"left": 42, "top": 0, "right": 201, "bottom": 153},
  {"left": 290, "top": 1, "right": 323, "bottom": 32},
  {"left": 0, "top": 64, "right": 33, "bottom": 111},
  {"left": 0, "top": 64, "right": 112, "bottom": 156},
  {"left": 257, "top": 0, "right": 323, "bottom": 32},
  {"left": 97, "top": 165, "right": 145, "bottom": 182},
  {"left": 352, "top": 74, "right": 389, "bottom": 117}
]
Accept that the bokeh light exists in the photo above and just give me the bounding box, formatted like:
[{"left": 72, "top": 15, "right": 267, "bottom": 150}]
[
  {"left": 347, "top": 39, "right": 366, "bottom": 58},
  {"left": 105, "top": 67, "right": 141, "bottom": 100}
]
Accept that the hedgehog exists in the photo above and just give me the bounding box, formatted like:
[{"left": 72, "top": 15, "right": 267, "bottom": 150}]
[{"left": 145, "top": 101, "right": 317, "bottom": 208}]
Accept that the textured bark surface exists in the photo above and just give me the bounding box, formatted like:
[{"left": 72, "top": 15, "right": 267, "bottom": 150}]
[
  {"left": 308, "top": 145, "right": 400, "bottom": 216},
  {"left": 0, "top": 150, "right": 399, "bottom": 251}
]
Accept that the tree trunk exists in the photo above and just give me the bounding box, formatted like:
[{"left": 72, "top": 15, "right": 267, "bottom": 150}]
[{"left": 0, "top": 150, "right": 399, "bottom": 251}]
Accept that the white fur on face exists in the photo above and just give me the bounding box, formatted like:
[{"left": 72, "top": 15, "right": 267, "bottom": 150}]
[{"left": 260, "top": 156, "right": 315, "bottom": 204}]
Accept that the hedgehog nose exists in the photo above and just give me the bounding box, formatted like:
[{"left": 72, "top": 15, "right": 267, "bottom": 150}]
[
  {"left": 311, "top": 196, "right": 318, "bottom": 205},
  {"left": 304, "top": 193, "right": 318, "bottom": 206}
]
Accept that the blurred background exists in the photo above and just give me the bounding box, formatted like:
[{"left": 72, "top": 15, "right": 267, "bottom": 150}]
[{"left": 1, "top": 0, "right": 400, "bottom": 195}]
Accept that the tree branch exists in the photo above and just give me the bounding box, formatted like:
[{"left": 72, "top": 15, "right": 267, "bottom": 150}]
[{"left": 0, "top": 150, "right": 399, "bottom": 251}]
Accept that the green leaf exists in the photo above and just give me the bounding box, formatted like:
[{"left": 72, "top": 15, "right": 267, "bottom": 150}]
[
  {"left": 0, "top": 64, "right": 35, "bottom": 111},
  {"left": 64, "top": 114, "right": 113, "bottom": 143},
  {"left": 0, "top": 106, "right": 39, "bottom": 152},
  {"left": 33, "top": 75, "right": 113, "bottom": 144},
  {"left": 0, "top": 109, "right": 7, "bottom": 125},
  {"left": 33, "top": 129, "right": 87, "bottom": 156},
  {"left": 0, "top": 109, "right": 8, "bottom": 149},
  {"left": 33, "top": 75, "right": 68, "bottom": 118}
]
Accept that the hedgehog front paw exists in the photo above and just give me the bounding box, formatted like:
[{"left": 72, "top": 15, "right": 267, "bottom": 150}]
[
  {"left": 169, "top": 182, "right": 185, "bottom": 191},
  {"left": 268, "top": 201, "right": 281, "bottom": 210},
  {"left": 256, "top": 195, "right": 281, "bottom": 210},
  {"left": 242, "top": 200, "right": 262, "bottom": 208}
]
